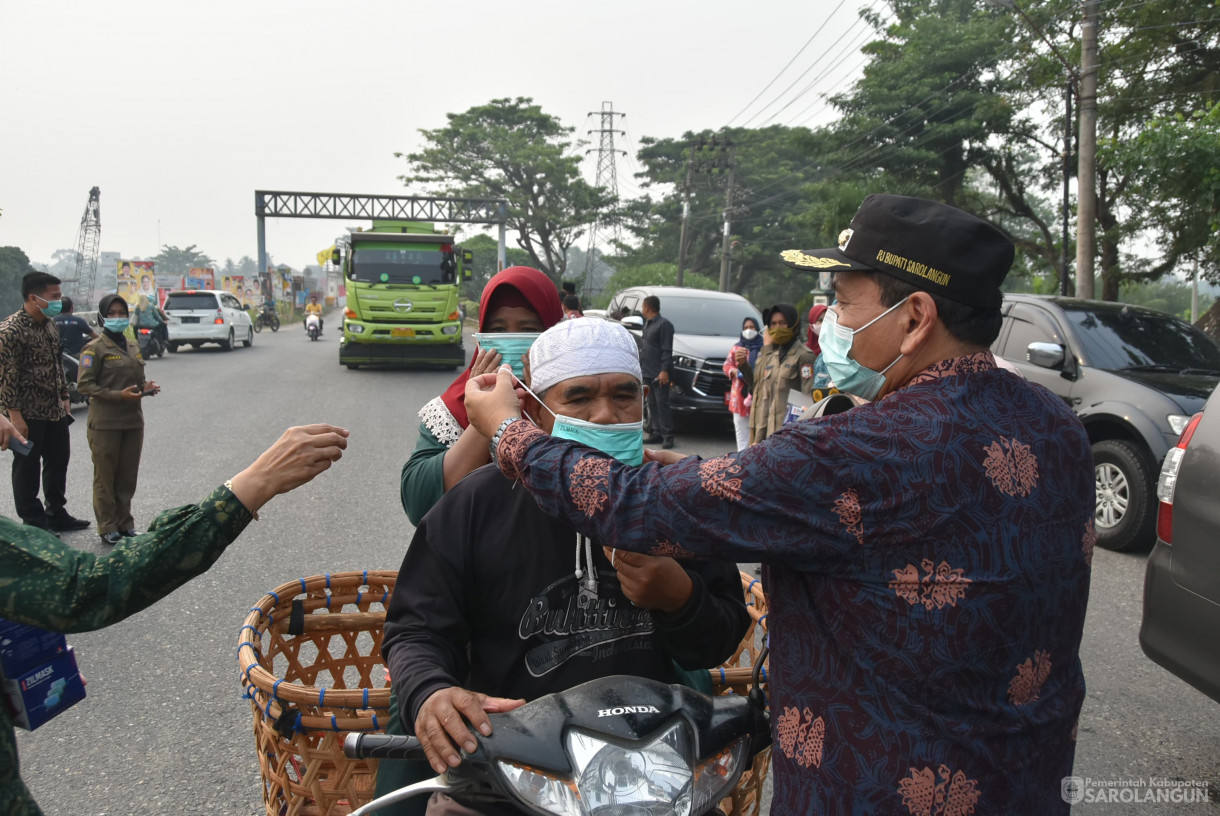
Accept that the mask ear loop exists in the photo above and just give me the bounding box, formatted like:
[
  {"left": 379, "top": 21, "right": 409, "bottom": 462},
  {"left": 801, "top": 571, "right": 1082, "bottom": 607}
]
[{"left": 507, "top": 369, "right": 557, "bottom": 427}]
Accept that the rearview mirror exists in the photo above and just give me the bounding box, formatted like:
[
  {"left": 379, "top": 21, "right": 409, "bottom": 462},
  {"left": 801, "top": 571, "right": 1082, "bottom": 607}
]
[
  {"left": 331, "top": 249, "right": 341, "bottom": 265},
  {"left": 1027, "top": 342, "right": 1065, "bottom": 368},
  {"left": 620, "top": 315, "right": 644, "bottom": 330}
]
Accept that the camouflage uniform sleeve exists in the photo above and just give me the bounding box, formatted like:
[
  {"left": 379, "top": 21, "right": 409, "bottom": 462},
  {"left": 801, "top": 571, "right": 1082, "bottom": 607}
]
[{"left": 0, "top": 485, "right": 254, "bottom": 634}]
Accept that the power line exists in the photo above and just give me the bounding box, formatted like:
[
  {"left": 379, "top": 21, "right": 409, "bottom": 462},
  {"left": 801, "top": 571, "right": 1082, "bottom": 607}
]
[{"left": 724, "top": 0, "right": 853, "bottom": 127}]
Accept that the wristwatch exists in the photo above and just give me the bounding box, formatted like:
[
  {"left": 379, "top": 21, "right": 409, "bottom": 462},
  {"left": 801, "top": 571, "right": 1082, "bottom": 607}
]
[{"left": 488, "top": 417, "right": 520, "bottom": 467}]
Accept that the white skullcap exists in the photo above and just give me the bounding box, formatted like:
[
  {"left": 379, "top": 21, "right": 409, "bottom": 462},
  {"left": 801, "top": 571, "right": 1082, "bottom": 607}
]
[{"left": 528, "top": 317, "right": 642, "bottom": 394}]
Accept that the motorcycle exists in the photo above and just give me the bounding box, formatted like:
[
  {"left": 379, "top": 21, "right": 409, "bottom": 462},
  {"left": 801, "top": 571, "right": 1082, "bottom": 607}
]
[
  {"left": 62, "top": 353, "right": 88, "bottom": 406},
  {"left": 343, "top": 669, "right": 771, "bottom": 816},
  {"left": 137, "top": 326, "right": 166, "bottom": 359},
  {"left": 254, "top": 304, "right": 280, "bottom": 333},
  {"left": 305, "top": 313, "right": 321, "bottom": 341}
]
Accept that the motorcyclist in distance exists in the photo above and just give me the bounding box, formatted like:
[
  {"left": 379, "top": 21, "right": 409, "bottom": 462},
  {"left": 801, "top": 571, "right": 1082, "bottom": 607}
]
[{"left": 304, "top": 295, "right": 323, "bottom": 335}]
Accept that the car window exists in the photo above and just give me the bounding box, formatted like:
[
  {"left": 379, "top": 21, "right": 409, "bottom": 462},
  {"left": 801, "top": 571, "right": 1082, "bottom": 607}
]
[
  {"left": 1062, "top": 304, "right": 1220, "bottom": 372},
  {"left": 659, "top": 297, "right": 763, "bottom": 337},
  {"left": 164, "top": 293, "right": 219, "bottom": 310},
  {"left": 1002, "top": 304, "right": 1064, "bottom": 360},
  {"left": 618, "top": 295, "right": 640, "bottom": 318},
  {"left": 224, "top": 294, "right": 241, "bottom": 309}
]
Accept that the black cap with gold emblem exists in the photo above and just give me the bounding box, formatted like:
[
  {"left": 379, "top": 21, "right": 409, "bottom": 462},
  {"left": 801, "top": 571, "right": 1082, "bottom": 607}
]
[{"left": 779, "top": 194, "right": 1014, "bottom": 309}]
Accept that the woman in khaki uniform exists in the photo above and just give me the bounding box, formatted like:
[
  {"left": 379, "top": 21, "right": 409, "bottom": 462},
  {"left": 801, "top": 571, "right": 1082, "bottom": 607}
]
[
  {"left": 77, "top": 295, "right": 160, "bottom": 544},
  {"left": 741, "top": 302, "right": 817, "bottom": 444}
]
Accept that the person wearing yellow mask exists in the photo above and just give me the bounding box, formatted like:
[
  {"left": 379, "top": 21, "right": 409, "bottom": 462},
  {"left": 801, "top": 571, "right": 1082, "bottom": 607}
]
[{"left": 741, "top": 302, "right": 818, "bottom": 443}]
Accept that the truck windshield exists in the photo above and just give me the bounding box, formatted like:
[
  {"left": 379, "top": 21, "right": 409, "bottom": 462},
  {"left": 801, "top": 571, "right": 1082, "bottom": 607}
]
[
  {"left": 350, "top": 248, "right": 455, "bottom": 285},
  {"left": 1064, "top": 305, "right": 1220, "bottom": 372}
]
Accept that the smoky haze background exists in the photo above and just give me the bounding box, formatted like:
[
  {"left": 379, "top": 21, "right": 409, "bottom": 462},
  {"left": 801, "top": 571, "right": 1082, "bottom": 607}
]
[{"left": 0, "top": 0, "right": 860, "bottom": 270}]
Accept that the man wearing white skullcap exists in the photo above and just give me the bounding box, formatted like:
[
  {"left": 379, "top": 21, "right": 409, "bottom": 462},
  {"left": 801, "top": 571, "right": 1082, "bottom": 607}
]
[{"left": 381, "top": 318, "right": 748, "bottom": 810}]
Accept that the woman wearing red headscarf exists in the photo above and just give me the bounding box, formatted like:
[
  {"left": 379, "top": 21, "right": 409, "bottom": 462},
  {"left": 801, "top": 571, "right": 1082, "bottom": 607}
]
[
  {"left": 806, "top": 303, "right": 833, "bottom": 393},
  {"left": 399, "top": 267, "right": 562, "bottom": 525}
]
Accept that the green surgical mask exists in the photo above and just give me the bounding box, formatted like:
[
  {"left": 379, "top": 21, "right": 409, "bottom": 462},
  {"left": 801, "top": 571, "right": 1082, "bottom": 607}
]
[
  {"left": 516, "top": 375, "right": 645, "bottom": 466},
  {"left": 474, "top": 333, "right": 538, "bottom": 378}
]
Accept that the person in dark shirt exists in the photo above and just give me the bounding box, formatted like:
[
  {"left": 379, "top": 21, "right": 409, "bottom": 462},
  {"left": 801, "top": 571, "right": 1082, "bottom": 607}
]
[
  {"left": 382, "top": 318, "right": 748, "bottom": 814},
  {"left": 639, "top": 295, "right": 675, "bottom": 449},
  {"left": 466, "top": 195, "right": 1095, "bottom": 815},
  {"left": 52, "top": 297, "right": 98, "bottom": 359}
]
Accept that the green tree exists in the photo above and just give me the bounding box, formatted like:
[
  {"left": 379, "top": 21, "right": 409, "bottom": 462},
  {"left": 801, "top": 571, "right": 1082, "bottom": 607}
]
[
  {"left": 455, "top": 233, "right": 531, "bottom": 301},
  {"left": 153, "top": 244, "right": 214, "bottom": 277},
  {"left": 398, "top": 97, "right": 615, "bottom": 283},
  {"left": 0, "top": 247, "right": 36, "bottom": 315}
]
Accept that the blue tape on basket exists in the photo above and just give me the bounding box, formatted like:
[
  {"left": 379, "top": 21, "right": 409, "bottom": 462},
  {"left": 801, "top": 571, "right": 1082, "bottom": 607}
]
[
  {"left": 247, "top": 607, "right": 264, "bottom": 618},
  {"left": 239, "top": 624, "right": 260, "bottom": 638},
  {"left": 362, "top": 688, "right": 369, "bottom": 709},
  {"left": 300, "top": 577, "right": 307, "bottom": 594},
  {"left": 759, "top": 614, "right": 767, "bottom": 628},
  {"left": 294, "top": 711, "right": 303, "bottom": 732},
  {"left": 761, "top": 666, "right": 768, "bottom": 682},
  {"left": 718, "top": 667, "right": 726, "bottom": 684},
  {"left": 268, "top": 590, "right": 280, "bottom": 604},
  {"left": 265, "top": 698, "right": 275, "bottom": 717},
  {"left": 371, "top": 714, "right": 379, "bottom": 730},
  {"left": 242, "top": 664, "right": 255, "bottom": 684},
  {"left": 381, "top": 590, "right": 389, "bottom": 605},
  {"left": 363, "top": 569, "right": 368, "bottom": 585},
  {"left": 356, "top": 590, "right": 364, "bottom": 606},
  {"left": 237, "top": 641, "right": 259, "bottom": 658},
  {"left": 331, "top": 715, "right": 338, "bottom": 731},
  {"left": 325, "top": 573, "right": 331, "bottom": 588},
  {"left": 272, "top": 679, "right": 284, "bottom": 699},
  {"left": 318, "top": 688, "right": 326, "bottom": 706},
  {"left": 747, "top": 578, "right": 758, "bottom": 594}
]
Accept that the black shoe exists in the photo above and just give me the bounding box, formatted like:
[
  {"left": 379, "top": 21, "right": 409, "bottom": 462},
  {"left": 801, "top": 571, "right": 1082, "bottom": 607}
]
[
  {"left": 100, "top": 531, "right": 123, "bottom": 545},
  {"left": 22, "top": 517, "right": 51, "bottom": 530},
  {"left": 662, "top": 438, "right": 675, "bottom": 450},
  {"left": 644, "top": 435, "right": 664, "bottom": 444},
  {"left": 120, "top": 529, "right": 139, "bottom": 537},
  {"left": 48, "top": 514, "right": 90, "bottom": 532}
]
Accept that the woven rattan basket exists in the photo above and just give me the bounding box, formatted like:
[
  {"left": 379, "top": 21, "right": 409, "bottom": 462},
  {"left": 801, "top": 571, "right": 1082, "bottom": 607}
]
[
  {"left": 238, "top": 570, "right": 396, "bottom": 816},
  {"left": 711, "top": 570, "right": 772, "bottom": 816},
  {"left": 238, "top": 568, "right": 770, "bottom": 816}
]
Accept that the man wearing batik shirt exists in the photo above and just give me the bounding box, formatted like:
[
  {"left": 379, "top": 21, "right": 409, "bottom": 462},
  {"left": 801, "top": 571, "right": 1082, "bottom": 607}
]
[{"left": 466, "top": 195, "right": 1094, "bottom": 815}]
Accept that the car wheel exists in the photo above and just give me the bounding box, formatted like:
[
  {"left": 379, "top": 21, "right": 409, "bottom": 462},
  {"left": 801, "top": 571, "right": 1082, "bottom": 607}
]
[
  {"left": 167, "top": 342, "right": 178, "bottom": 353},
  {"left": 1093, "top": 439, "right": 1157, "bottom": 552},
  {"left": 220, "top": 329, "right": 234, "bottom": 351},
  {"left": 243, "top": 326, "right": 253, "bottom": 347}
]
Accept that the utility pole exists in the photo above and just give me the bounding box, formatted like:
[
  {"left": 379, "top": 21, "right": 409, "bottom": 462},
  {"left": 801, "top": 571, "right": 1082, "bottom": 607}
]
[
  {"left": 1061, "top": 85, "right": 1073, "bottom": 296},
  {"left": 676, "top": 162, "right": 694, "bottom": 287},
  {"left": 1076, "top": 0, "right": 1099, "bottom": 299},
  {"left": 718, "top": 158, "right": 737, "bottom": 293},
  {"left": 584, "top": 101, "right": 626, "bottom": 296}
]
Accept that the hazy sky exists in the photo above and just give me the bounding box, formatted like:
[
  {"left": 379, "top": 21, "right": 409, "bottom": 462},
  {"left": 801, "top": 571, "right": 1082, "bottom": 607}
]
[{"left": 1, "top": 0, "right": 868, "bottom": 270}]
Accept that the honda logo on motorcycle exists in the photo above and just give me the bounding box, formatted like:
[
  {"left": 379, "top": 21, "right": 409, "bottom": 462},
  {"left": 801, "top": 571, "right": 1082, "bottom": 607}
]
[
  {"left": 393, "top": 298, "right": 414, "bottom": 313},
  {"left": 598, "top": 705, "right": 661, "bottom": 717}
]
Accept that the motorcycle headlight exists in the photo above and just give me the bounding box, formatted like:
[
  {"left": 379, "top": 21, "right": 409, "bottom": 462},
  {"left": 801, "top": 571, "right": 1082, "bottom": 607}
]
[
  {"left": 568, "top": 723, "right": 693, "bottom": 816},
  {"left": 496, "top": 760, "right": 584, "bottom": 816}
]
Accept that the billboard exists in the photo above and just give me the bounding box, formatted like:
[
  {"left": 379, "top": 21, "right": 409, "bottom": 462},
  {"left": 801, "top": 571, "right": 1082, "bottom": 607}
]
[
  {"left": 186, "top": 267, "right": 215, "bottom": 290},
  {"left": 116, "top": 260, "right": 156, "bottom": 304}
]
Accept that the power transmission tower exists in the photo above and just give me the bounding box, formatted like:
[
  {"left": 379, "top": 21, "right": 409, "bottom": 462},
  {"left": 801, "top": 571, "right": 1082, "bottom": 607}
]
[
  {"left": 583, "top": 101, "right": 626, "bottom": 296},
  {"left": 66, "top": 187, "right": 102, "bottom": 305}
]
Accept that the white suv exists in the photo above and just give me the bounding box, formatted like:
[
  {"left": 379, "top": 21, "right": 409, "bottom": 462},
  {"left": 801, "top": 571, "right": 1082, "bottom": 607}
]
[{"left": 164, "top": 290, "right": 254, "bottom": 352}]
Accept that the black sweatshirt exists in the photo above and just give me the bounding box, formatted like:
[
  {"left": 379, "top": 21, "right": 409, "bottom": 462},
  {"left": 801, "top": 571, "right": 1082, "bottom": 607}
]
[{"left": 383, "top": 465, "right": 750, "bottom": 732}]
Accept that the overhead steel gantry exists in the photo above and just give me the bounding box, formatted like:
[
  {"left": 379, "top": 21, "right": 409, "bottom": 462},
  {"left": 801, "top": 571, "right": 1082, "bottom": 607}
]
[{"left": 253, "top": 190, "right": 509, "bottom": 283}]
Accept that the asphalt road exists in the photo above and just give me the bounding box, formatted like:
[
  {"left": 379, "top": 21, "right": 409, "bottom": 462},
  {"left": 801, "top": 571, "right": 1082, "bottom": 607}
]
[{"left": 8, "top": 324, "right": 1217, "bottom": 814}]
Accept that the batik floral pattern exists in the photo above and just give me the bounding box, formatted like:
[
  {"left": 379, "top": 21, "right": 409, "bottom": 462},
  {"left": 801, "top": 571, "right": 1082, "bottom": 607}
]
[
  {"left": 890, "top": 559, "right": 972, "bottom": 610},
  {"left": 775, "top": 706, "right": 825, "bottom": 768},
  {"left": 1008, "top": 650, "right": 1052, "bottom": 706},
  {"left": 898, "top": 765, "right": 981, "bottom": 816},
  {"left": 569, "top": 457, "right": 612, "bottom": 517},
  {"left": 982, "top": 437, "right": 1039, "bottom": 497},
  {"left": 650, "top": 539, "right": 696, "bottom": 559},
  {"left": 495, "top": 421, "right": 545, "bottom": 482},
  {"left": 699, "top": 456, "right": 744, "bottom": 501},
  {"left": 834, "top": 489, "right": 864, "bottom": 545}
]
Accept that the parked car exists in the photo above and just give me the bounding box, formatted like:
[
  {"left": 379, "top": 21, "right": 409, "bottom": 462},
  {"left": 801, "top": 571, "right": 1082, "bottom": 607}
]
[
  {"left": 991, "top": 294, "right": 1220, "bottom": 552},
  {"left": 605, "top": 286, "right": 763, "bottom": 423},
  {"left": 164, "top": 290, "right": 255, "bottom": 352},
  {"left": 1140, "top": 388, "right": 1220, "bottom": 703}
]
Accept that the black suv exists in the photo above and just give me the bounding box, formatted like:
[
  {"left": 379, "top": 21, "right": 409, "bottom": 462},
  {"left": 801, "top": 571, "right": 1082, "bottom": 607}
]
[
  {"left": 992, "top": 295, "right": 1220, "bottom": 552},
  {"left": 606, "top": 286, "right": 763, "bottom": 424}
]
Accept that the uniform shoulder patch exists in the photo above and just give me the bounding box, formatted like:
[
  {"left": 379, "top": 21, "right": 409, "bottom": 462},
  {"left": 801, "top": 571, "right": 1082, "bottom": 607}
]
[
  {"left": 801, "top": 364, "right": 813, "bottom": 380},
  {"left": 80, "top": 354, "right": 93, "bottom": 368}
]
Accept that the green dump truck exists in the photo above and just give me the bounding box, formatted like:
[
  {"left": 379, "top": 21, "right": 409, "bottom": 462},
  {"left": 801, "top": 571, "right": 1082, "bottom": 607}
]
[{"left": 338, "top": 221, "right": 471, "bottom": 369}]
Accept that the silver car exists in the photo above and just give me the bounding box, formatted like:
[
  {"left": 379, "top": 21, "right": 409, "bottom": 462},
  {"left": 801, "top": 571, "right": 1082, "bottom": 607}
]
[
  {"left": 1140, "top": 386, "right": 1220, "bottom": 703},
  {"left": 164, "top": 290, "right": 254, "bottom": 352}
]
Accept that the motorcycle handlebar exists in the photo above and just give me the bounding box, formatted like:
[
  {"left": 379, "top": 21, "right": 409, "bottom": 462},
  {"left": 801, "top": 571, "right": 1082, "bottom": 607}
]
[{"left": 343, "top": 732, "right": 425, "bottom": 761}]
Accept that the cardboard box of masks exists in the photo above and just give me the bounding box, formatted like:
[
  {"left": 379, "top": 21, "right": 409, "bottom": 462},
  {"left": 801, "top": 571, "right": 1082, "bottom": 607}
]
[{"left": 0, "top": 619, "right": 85, "bottom": 730}]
